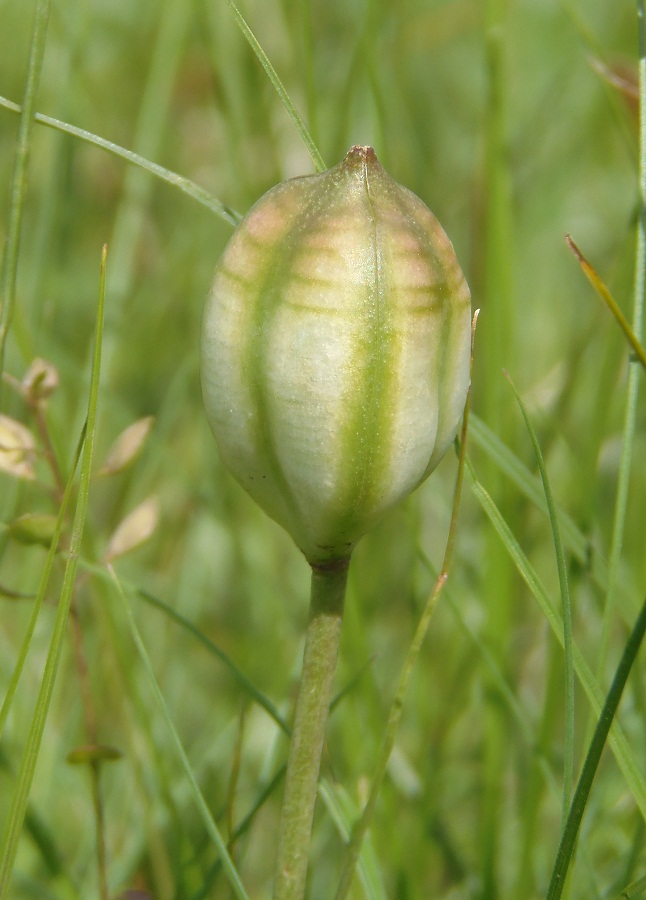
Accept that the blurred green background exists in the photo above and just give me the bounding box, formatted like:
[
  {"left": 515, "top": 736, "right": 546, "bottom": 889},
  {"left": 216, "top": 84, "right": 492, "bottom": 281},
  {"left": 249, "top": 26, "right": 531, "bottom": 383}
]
[{"left": 0, "top": 0, "right": 644, "bottom": 897}]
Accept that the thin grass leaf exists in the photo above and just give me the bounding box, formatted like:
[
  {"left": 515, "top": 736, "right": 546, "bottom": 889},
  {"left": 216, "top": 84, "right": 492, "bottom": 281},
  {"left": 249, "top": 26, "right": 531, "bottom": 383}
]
[
  {"left": 0, "top": 0, "right": 50, "bottom": 381},
  {"left": 594, "top": 0, "right": 646, "bottom": 687},
  {"left": 468, "top": 414, "right": 642, "bottom": 621},
  {"left": 0, "top": 95, "right": 241, "bottom": 226},
  {"left": 621, "top": 874, "right": 646, "bottom": 898},
  {"left": 0, "top": 748, "right": 64, "bottom": 879},
  {"left": 223, "top": 0, "right": 326, "bottom": 172},
  {"left": 102, "top": 0, "right": 194, "bottom": 370},
  {"left": 417, "top": 546, "right": 560, "bottom": 800},
  {"left": 565, "top": 234, "right": 646, "bottom": 372},
  {"left": 558, "top": 0, "right": 638, "bottom": 165},
  {"left": 107, "top": 565, "right": 249, "bottom": 900},
  {"left": 0, "top": 425, "right": 84, "bottom": 740},
  {"left": 465, "top": 458, "right": 646, "bottom": 819},
  {"left": 468, "top": 415, "right": 597, "bottom": 576},
  {"left": 319, "top": 780, "right": 387, "bottom": 900},
  {"left": 478, "top": 15, "right": 517, "bottom": 889},
  {"left": 137, "top": 586, "right": 289, "bottom": 735},
  {"left": 196, "top": 767, "right": 285, "bottom": 898},
  {"left": 0, "top": 245, "right": 105, "bottom": 897},
  {"left": 504, "top": 371, "right": 575, "bottom": 822},
  {"left": 546, "top": 597, "right": 646, "bottom": 900},
  {"left": 76, "top": 555, "right": 289, "bottom": 732}
]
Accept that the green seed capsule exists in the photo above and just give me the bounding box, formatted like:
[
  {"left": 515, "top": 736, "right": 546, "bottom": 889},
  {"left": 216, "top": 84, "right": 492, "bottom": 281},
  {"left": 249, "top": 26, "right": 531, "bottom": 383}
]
[{"left": 202, "top": 146, "right": 471, "bottom": 565}]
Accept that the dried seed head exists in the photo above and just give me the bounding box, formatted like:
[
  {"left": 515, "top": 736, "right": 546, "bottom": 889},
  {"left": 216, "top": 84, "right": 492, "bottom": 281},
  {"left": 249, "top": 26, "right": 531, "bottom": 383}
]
[
  {"left": 22, "top": 358, "right": 59, "bottom": 403},
  {"left": 0, "top": 415, "right": 37, "bottom": 481},
  {"left": 202, "top": 147, "right": 471, "bottom": 565}
]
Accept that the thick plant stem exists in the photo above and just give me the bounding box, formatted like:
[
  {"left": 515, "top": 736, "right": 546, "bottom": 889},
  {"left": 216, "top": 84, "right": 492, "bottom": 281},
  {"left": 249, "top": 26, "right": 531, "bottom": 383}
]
[{"left": 273, "top": 560, "right": 349, "bottom": 900}]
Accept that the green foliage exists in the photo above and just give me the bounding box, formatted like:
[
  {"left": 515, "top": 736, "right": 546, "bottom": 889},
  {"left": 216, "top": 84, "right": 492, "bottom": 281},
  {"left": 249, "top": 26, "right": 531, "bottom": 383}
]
[{"left": 0, "top": 0, "right": 644, "bottom": 897}]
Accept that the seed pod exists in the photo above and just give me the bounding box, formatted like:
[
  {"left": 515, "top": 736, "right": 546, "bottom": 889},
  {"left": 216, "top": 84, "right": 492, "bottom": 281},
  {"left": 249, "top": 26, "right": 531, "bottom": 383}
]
[{"left": 202, "top": 146, "right": 471, "bottom": 565}]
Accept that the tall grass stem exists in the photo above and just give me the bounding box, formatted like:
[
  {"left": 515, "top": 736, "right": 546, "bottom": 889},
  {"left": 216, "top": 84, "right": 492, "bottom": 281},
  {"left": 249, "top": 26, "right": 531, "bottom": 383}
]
[
  {"left": 599, "top": 0, "right": 646, "bottom": 679},
  {"left": 108, "top": 565, "right": 250, "bottom": 900},
  {"left": 0, "top": 245, "right": 105, "bottom": 897},
  {"left": 504, "top": 372, "right": 575, "bottom": 822},
  {"left": 465, "top": 460, "right": 646, "bottom": 818},
  {"left": 0, "top": 0, "right": 50, "bottom": 383},
  {"left": 481, "top": 1, "right": 515, "bottom": 888}
]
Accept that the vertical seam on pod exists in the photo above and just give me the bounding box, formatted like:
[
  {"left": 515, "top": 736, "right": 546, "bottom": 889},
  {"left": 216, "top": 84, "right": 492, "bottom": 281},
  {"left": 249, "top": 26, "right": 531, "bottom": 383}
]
[{"left": 331, "top": 154, "right": 394, "bottom": 542}]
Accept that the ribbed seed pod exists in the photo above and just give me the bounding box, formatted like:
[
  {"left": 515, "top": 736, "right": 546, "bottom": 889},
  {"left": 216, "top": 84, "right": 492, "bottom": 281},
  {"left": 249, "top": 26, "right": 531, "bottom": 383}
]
[{"left": 202, "top": 146, "right": 471, "bottom": 566}]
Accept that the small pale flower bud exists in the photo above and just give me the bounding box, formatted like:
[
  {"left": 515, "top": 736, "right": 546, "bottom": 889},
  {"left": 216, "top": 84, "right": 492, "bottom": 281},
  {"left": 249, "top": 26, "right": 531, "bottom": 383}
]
[
  {"left": 22, "top": 358, "right": 59, "bottom": 403},
  {"left": 202, "top": 146, "right": 471, "bottom": 565}
]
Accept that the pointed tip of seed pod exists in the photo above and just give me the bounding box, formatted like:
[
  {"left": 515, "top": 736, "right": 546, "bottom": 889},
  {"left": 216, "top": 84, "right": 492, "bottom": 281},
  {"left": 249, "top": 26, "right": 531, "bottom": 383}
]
[
  {"left": 348, "top": 144, "right": 376, "bottom": 157},
  {"left": 345, "top": 145, "right": 378, "bottom": 165}
]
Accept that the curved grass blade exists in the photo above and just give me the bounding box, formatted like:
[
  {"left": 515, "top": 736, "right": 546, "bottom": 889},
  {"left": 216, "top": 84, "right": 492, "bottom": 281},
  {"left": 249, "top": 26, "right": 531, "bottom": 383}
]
[
  {"left": 504, "top": 371, "right": 575, "bottom": 822},
  {"left": 77, "top": 556, "right": 289, "bottom": 736},
  {"left": 107, "top": 565, "right": 249, "bottom": 900},
  {"left": 468, "top": 414, "right": 642, "bottom": 623},
  {"left": 0, "top": 0, "right": 50, "bottom": 381},
  {"left": 546, "top": 596, "right": 646, "bottom": 900},
  {"left": 468, "top": 415, "right": 602, "bottom": 582},
  {"left": 0, "top": 245, "right": 105, "bottom": 897},
  {"left": 0, "top": 96, "right": 241, "bottom": 226},
  {"left": 465, "top": 459, "right": 646, "bottom": 819},
  {"left": 223, "top": 0, "right": 325, "bottom": 172},
  {"left": 417, "top": 546, "right": 561, "bottom": 799},
  {"left": 137, "top": 587, "right": 289, "bottom": 735}
]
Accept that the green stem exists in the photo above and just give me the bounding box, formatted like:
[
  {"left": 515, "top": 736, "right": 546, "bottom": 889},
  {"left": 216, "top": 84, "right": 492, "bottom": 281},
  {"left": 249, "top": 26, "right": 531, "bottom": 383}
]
[
  {"left": 0, "top": 0, "right": 50, "bottom": 383},
  {"left": 273, "top": 560, "right": 349, "bottom": 900},
  {"left": 546, "top": 595, "right": 646, "bottom": 900}
]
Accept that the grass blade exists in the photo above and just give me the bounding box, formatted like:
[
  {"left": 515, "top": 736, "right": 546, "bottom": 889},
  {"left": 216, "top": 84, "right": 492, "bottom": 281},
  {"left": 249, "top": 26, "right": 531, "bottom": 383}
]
[
  {"left": 468, "top": 414, "right": 639, "bottom": 619},
  {"left": 319, "top": 780, "right": 387, "bottom": 900},
  {"left": 546, "top": 597, "right": 646, "bottom": 899},
  {"left": 0, "top": 426, "right": 84, "bottom": 740},
  {"left": 223, "top": 0, "right": 325, "bottom": 172},
  {"left": 594, "top": 0, "right": 646, "bottom": 696},
  {"left": 0, "top": 244, "right": 105, "bottom": 897},
  {"left": 75, "top": 557, "right": 290, "bottom": 736},
  {"left": 565, "top": 234, "right": 646, "bottom": 372},
  {"left": 465, "top": 459, "right": 646, "bottom": 819},
  {"left": 417, "top": 547, "right": 561, "bottom": 799},
  {"left": 0, "top": 0, "right": 50, "bottom": 380},
  {"left": 107, "top": 566, "right": 249, "bottom": 900},
  {"left": 504, "top": 371, "right": 575, "bottom": 821},
  {"left": 0, "top": 95, "right": 241, "bottom": 226},
  {"left": 620, "top": 874, "right": 646, "bottom": 898},
  {"left": 137, "top": 587, "right": 289, "bottom": 735}
]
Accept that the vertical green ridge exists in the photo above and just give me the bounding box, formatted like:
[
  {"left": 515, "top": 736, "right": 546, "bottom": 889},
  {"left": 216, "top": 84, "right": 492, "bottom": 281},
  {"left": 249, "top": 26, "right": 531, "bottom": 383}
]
[{"left": 332, "top": 157, "right": 395, "bottom": 540}]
